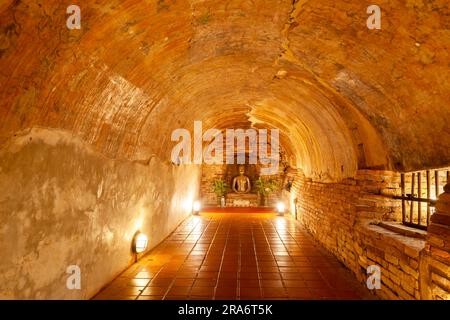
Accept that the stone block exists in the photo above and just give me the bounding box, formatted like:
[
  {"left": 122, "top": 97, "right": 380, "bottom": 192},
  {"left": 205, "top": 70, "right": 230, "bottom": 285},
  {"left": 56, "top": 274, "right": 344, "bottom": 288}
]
[
  {"left": 404, "top": 246, "right": 420, "bottom": 259},
  {"left": 431, "top": 273, "right": 450, "bottom": 291},
  {"left": 399, "top": 262, "right": 419, "bottom": 279},
  {"left": 385, "top": 253, "right": 399, "bottom": 265}
]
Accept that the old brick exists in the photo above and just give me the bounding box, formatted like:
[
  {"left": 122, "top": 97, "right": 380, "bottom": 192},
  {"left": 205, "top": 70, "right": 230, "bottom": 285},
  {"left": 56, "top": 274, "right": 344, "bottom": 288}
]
[
  {"left": 385, "top": 253, "right": 399, "bottom": 265},
  {"left": 431, "top": 273, "right": 450, "bottom": 291},
  {"left": 400, "top": 262, "right": 419, "bottom": 279}
]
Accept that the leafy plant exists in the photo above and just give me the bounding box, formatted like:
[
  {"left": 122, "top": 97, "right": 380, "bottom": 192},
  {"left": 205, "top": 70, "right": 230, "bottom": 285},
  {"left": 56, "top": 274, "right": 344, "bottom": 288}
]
[
  {"left": 255, "top": 177, "right": 279, "bottom": 196},
  {"left": 213, "top": 179, "right": 228, "bottom": 197}
]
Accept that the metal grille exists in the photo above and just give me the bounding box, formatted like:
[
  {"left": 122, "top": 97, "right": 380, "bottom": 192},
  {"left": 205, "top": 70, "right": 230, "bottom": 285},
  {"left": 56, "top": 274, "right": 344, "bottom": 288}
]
[{"left": 394, "top": 170, "right": 449, "bottom": 230}]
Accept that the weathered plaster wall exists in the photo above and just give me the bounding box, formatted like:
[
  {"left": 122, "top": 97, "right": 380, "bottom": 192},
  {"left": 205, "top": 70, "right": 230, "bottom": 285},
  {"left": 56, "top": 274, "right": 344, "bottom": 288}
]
[{"left": 0, "top": 127, "right": 201, "bottom": 299}]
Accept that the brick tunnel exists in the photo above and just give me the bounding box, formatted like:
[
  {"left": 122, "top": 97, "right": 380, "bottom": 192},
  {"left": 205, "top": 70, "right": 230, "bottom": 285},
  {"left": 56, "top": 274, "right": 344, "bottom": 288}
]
[{"left": 0, "top": 1, "right": 449, "bottom": 300}]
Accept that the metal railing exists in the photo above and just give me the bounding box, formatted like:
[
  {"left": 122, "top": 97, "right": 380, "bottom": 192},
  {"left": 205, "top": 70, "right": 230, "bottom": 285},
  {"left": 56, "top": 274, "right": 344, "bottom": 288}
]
[{"left": 393, "top": 170, "right": 449, "bottom": 230}]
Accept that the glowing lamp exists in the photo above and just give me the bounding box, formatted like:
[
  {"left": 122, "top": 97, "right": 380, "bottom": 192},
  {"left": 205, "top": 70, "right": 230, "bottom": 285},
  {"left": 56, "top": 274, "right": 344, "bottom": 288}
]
[
  {"left": 133, "top": 232, "right": 148, "bottom": 254},
  {"left": 193, "top": 201, "right": 201, "bottom": 214},
  {"left": 276, "top": 202, "right": 285, "bottom": 215}
]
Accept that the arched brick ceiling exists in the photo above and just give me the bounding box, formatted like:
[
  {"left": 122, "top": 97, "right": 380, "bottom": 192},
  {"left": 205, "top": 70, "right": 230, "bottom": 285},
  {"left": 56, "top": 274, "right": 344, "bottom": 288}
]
[{"left": 0, "top": 0, "right": 449, "bottom": 181}]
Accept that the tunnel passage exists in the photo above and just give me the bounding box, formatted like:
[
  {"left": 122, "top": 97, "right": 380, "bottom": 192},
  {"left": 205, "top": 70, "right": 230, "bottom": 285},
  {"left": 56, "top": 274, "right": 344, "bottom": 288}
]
[{"left": 0, "top": 0, "right": 449, "bottom": 300}]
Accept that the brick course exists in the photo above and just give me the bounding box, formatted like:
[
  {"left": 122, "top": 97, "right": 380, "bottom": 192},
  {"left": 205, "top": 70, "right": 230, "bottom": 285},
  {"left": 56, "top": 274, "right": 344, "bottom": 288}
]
[{"left": 291, "top": 169, "right": 450, "bottom": 300}]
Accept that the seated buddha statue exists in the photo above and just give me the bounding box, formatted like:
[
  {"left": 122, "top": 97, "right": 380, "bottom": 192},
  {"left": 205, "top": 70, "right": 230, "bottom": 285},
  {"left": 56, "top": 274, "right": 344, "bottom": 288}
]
[{"left": 232, "top": 165, "right": 251, "bottom": 194}]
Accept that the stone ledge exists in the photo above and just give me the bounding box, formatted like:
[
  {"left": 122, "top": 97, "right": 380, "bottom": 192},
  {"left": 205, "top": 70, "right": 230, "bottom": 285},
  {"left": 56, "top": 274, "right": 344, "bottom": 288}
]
[
  {"left": 356, "top": 220, "right": 426, "bottom": 255},
  {"left": 376, "top": 222, "right": 427, "bottom": 240}
]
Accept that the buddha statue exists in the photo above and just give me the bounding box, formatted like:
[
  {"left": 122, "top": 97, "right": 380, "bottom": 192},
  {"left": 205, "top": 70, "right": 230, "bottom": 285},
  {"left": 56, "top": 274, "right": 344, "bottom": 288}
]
[{"left": 232, "top": 165, "right": 251, "bottom": 194}]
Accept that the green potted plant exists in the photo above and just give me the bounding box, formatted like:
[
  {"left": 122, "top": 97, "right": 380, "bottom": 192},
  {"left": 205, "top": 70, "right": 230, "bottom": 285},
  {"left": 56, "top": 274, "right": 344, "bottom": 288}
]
[
  {"left": 213, "top": 179, "right": 228, "bottom": 207},
  {"left": 255, "top": 177, "right": 279, "bottom": 207}
]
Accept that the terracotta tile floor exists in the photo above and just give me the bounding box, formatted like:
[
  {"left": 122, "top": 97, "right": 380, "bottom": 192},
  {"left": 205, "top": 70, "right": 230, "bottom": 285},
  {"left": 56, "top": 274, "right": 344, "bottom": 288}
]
[{"left": 93, "top": 212, "right": 375, "bottom": 300}]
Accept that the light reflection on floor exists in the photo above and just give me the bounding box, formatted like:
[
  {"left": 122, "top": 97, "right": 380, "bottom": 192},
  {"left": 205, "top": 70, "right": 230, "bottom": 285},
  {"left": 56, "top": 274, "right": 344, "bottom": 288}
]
[{"left": 93, "top": 212, "right": 375, "bottom": 300}]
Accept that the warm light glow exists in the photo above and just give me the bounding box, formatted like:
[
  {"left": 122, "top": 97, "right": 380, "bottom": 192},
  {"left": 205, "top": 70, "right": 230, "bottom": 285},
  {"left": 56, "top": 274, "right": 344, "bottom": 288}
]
[
  {"left": 134, "top": 232, "right": 148, "bottom": 253},
  {"left": 192, "top": 216, "right": 202, "bottom": 224},
  {"left": 193, "top": 201, "right": 201, "bottom": 213},
  {"left": 134, "top": 208, "right": 147, "bottom": 231},
  {"left": 275, "top": 217, "right": 287, "bottom": 229},
  {"left": 277, "top": 202, "right": 285, "bottom": 213},
  {"left": 134, "top": 218, "right": 143, "bottom": 231},
  {"left": 183, "top": 199, "right": 193, "bottom": 211}
]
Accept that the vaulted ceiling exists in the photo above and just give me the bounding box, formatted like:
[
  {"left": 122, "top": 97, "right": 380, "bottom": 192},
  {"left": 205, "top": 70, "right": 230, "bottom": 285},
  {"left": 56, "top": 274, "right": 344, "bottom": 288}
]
[{"left": 0, "top": 0, "right": 449, "bottom": 181}]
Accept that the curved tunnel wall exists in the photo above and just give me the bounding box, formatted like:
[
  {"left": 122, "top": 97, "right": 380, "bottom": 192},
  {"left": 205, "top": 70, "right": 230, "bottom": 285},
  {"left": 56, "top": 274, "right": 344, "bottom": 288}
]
[
  {"left": 0, "top": 0, "right": 449, "bottom": 299},
  {"left": 2, "top": 0, "right": 448, "bottom": 178}
]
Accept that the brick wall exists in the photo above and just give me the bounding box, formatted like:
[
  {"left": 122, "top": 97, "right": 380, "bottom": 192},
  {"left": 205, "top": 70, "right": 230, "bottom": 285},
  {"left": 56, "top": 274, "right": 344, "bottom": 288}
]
[
  {"left": 424, "top": 183, "right": 450, "bottom": 299},
  {"left": 200, "top": 164, "right": 226, "bottom": 206},
  {"left": 291, "top": 169, "right": 450, "bottom": 300},
  {"left": 353, "top": 223, "right": 424, "bottom": 299},
  {"left": 292, "top": 170, "right": 402, "bottom": 268}
]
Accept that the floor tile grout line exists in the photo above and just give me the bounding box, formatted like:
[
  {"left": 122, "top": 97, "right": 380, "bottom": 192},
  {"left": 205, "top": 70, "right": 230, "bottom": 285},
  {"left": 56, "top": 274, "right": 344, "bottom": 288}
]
[
  {"left": 259, "top": 216, "right": 287, "bottom": 298},
  {"left": 98, "top": 213, "right": 376, "bottom": 301},
  {"left": 272, "top": 215, "right": 318, "bottom": 297},
  {"left": 177, "top": 215, "right": 214, "bottom": 300},
  {"left": 133, "top": 227, "right": 199, "bottom": 300},
  {"left": 190, "top": 214, "right": 223, "bottom": 299},
  {"left": 283, "top": 215, "right": 358, "bottom": 297},
  {"left": 212, "top": 215, "right": 231, "bottom": 300},
  {"left": 249, "top": 219, "right": 263, "bottom": 299},
  {"left": 236, "top": 217, "right": 242, "bottom": 300},
  {"left": 141, "top": 215, "right": 202, "bottom": 300},
  {"left": 270, "top": 217, "right": 293, "bottom": 292},
  {"left": 279, "top": 215, "right": 369, "bottom": 299},
  {"left": 160, "top": 217, "right": 197, "bottom": 300}
]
